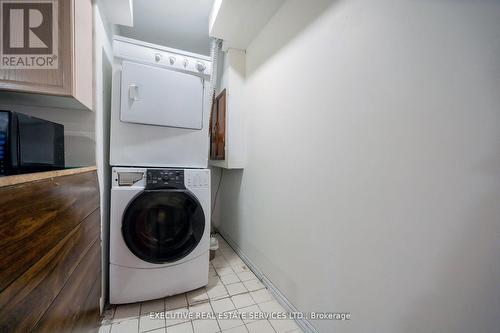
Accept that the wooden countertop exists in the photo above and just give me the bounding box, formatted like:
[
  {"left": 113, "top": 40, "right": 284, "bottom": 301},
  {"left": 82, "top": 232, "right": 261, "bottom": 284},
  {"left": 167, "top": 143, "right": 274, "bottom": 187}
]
[
  {"left": 0, "top": 166, "right": 97, "bottom": 188},
  {"left": 0, "top": 165, "right": 101, "bottom": 332}
]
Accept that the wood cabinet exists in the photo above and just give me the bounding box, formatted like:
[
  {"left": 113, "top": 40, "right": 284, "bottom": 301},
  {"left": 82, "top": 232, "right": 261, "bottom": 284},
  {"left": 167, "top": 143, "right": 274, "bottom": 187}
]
[
  {"left": 210, "top": 89, "right": 227, "bottom": 160},
  {"left": 0, "top": 0, "right": 93, "bottom": 110},
  {"left": 0, "top": 167, "right": 101, "bottom": 333},
  {"left": 209, "top": 49, "right": 245, "bottom": 169}
]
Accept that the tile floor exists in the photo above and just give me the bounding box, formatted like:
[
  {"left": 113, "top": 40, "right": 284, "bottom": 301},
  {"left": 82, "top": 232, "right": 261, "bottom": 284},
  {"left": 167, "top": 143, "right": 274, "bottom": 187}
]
[{"left": 99, "top": 235, "right": 302, "bottom": 333}]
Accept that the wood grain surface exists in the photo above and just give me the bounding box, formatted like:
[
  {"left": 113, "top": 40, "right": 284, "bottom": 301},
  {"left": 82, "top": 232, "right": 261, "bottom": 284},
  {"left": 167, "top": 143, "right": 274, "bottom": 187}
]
[
  {"left": 210, "top": 89, "right": 226, "bottom": 160},
  {"left": 0, "top": 171, "right": 99, "bottom": 291},
  {"left": 0, "top": 169, "right": 101, "bottom": 333}
]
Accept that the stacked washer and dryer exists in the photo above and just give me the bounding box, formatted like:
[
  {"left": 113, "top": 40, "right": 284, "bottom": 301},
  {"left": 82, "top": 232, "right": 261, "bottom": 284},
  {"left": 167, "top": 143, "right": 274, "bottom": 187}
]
[{"left": 109, "top": 36, "right": 213, "bottom": 304}]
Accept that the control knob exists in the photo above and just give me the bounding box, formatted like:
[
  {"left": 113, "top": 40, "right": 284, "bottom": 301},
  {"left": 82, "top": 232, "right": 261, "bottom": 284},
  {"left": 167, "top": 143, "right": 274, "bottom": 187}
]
[{"left": 196, "top": 61, "right": 206, "bottom": 72}]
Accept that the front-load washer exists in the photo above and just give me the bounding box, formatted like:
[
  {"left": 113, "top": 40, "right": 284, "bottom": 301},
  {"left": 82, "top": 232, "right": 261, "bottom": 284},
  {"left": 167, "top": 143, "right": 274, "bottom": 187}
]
[
  {"left": 110, "top": 37, "right": 212, "bottom": 168},
  {"left": 109, "top": 167, "right": 210, "bottom": 304}
]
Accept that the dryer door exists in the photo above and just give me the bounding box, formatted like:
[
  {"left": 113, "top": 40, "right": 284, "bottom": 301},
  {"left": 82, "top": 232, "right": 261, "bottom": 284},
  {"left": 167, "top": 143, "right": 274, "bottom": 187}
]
[
  {"left": 120, "top": 61, "right": 204, "bottom": 130},
  {"left": 122, "top": 190, "right": 205, "bottom": 264}
]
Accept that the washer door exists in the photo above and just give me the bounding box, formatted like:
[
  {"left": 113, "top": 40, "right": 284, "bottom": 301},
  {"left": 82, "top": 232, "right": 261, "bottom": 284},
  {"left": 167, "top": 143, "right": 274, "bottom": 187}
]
[{"left": 122, "top": 190, "right": 205, "bottom": 264}]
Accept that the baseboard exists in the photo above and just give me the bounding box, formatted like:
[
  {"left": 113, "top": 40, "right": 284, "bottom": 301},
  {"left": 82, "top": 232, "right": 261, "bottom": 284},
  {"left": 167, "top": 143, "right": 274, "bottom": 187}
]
[{"left": 217, "top": 230, "right": 319, "bottom": 333}]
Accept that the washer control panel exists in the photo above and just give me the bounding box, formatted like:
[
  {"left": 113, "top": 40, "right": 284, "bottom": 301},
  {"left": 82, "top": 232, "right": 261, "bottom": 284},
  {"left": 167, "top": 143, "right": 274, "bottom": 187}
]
[
  {"left": 185, "top": 171, "right": 209, "bottom": 188},
  {"left": 146, "top": 169, "right": 185, "bottom": 190}
]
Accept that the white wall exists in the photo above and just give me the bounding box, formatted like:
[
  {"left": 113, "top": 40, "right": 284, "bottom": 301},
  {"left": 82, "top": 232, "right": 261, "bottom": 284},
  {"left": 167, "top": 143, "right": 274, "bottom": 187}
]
[
  {"left": 215, "top": 0, "right": 500, "bottom": 332},
  {"left": 117, "top": 0, "right": 214, "bottom": 55},
  {"left": 94, "top": 1, "right": 114, "bottom": 309}
]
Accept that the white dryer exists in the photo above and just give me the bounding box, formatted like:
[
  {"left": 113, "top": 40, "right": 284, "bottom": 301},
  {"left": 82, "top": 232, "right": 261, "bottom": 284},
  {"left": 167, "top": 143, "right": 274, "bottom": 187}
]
[
  {"left": 109, "top": 167, "right": 210, "bottom": 304},
  {"left": 110, "top": 37, "right": 212, "bottom": 168}
]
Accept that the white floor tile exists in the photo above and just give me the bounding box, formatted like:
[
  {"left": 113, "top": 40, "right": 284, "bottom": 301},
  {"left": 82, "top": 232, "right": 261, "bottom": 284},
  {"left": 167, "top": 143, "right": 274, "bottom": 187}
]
[
  {"left": 187, "top": 288, "right": 209, "bottom": 305},
  {"left": 217, "top": 310, "right": 244, "bottom": 331},
  {"left": 215, "top": 265, "right": 235, "bottom": 276},
  {"left": 242, "top": 280, "right": 264, "bottom": 292},
  {"left": 206, "top": 284, "right": 229, "bottom": 300},
  {"left": 258, "top": 300, "right": 286, "bottom": 314},
  {"left": 209, "top": 267, "right": 218, "bottom": 278},
  {"left": 218, "top": 242, "right": 230, "bottom": 250},
  {"left": 246, "top": 320, "right": 275, "bottom": 333},
  {"left": 220, "top": 273, "right": 240, "bottom": 285},
  {"left": 269, "top": 319, "right": 300, "bottom": 333},
  {"left": 236, "top": 271, "right": 257, "bottom": 282},
  {"left": 207, "top": 276, "right": 222, "bottom": 288},
  {"left": 167, "top": 322, "right": 193, "bottom": 333},
  {"left": 110, "top": 318, "right": 139, "bottom": 333},
  {"left": 98, "top": 324, "right": 111, "bottom": 333},
  {"left": 221, "top": 325, "right": 248, "bottom": 333},
  {"left": 211, "top": 297, "right": 235, "bottom": 314},
  {"left": 226, "top": 282, "right": 247, "bottom": 296},
  {"left": 218, "top": 236, "right": 230, "bottom": 245},
  {"left": 165, "top": 307, "right": 190, "bottom": 327},
  {"left": 139, "top": 313, "right": 165, "bottom": 332},
  {"left": 148, "top": 329, "right": 167, "bottom": 333},
  {"left": 223, "top": 256, "right": 239, "bottom": 265},
  {"left": 249, "top": 289, "right": 273, "bottom": 304},
  {"left": 231, "top": 294, "right": 255, "bottom": 309},
  {"left": 192, "top": 319, "right": 220, "bottom": 333},
  {"left": 189, "top": 301, "right": 213, "bottom": 317},
  {"left": 221, "top": 248, "right": 236, "bottom": 258},
  {"left": 230, "top": 263, "right": 250, "bottom": 274},
  {"left": 217, "top": 234, "right": 228, "bottom": 243},
  {"left": 237, "top": 305, "right": 261, "bottom": 324},
  {"left": 113, "top": 303, "right": 141, "bottom": 322},
  {"left": 226, "top": 255, "right": 245, "bottom": 271},
  {"left": 141, "top": 298, "right": 165, "bottom": 314},
  {"left": 221, "top": 251, "right": 236, "bottom": 259},
  {"left": 211, "top": 256, "right": 229, "bottom": 269},
  {"left": 165, "top": 294, "right": 188, "bottom": 310}
]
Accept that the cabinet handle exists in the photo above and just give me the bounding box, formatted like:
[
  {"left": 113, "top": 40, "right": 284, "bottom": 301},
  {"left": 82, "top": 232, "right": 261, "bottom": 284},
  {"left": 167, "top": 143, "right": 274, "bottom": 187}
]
[{"left": 128, "top": 84, "right": 140, "bottom": 101}]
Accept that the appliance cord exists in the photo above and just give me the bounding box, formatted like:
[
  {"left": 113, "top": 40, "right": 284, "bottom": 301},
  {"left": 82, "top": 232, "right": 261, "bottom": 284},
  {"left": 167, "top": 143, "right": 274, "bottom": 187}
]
[{"left": 211, "top": 169, "right": 224, "bottom": 221}]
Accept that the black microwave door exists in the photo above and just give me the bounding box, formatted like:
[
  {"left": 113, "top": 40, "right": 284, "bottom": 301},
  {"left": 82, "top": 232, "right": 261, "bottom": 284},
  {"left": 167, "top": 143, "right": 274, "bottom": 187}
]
[
  {"left": 0, "top": 111, "right": 10, "bottom": 174},
  {"left": 17, "top": 114, "right": 64, "bottom": 170}
]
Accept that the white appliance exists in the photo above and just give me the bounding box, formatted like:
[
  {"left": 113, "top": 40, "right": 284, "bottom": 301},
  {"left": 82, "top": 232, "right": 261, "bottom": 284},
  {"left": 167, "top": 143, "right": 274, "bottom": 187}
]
[
  {"left": 110, "top": 36, "right": 212, "bottom": 168},
  {"left": 109, "top": 167, "right": 211, "bottom": 304}
]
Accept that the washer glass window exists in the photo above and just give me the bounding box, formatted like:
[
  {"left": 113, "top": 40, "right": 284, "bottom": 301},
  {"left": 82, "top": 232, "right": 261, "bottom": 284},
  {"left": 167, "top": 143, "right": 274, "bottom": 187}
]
[{"left": 122, "top": 190, "right": 205, "bottom": 263}]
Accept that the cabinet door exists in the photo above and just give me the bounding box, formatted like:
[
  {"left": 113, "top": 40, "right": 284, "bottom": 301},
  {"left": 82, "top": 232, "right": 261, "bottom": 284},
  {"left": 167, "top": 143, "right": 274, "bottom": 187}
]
[
  {"left": 0, "top": 0, "right": 72, "bottom": 96},
  {"left": 120, "top": 61, "right": 204, "bottom": 130},
  {"left": 210, "top": 89, "right": 226, "bottom": 160}
]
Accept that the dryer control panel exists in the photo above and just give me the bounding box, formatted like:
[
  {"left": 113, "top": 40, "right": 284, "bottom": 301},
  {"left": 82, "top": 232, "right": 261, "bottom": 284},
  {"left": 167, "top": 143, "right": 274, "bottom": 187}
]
[{"left": 146, "top": 169, "right": 185, "bottom": 190}]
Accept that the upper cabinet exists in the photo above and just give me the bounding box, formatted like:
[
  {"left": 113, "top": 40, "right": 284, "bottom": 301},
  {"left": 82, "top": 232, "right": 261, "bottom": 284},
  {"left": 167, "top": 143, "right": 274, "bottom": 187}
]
[
  {"left": 210, "top": 89, "right": 227, "bottom": 161},
  {"left": 209, "top": 49, "right": 245, "bottom": 169},
  {"left": 209, "top": 0, "right": 285, "bottom": 49},
  {"left": 0, "top": 0, "right": 93, "bottom": 110}
]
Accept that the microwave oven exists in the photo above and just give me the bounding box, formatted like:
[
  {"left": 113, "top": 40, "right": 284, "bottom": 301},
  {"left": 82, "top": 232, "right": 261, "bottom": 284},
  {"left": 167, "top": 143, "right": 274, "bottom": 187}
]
[{"left": 0, "top": 111, "right": 64, "bottom": 176}]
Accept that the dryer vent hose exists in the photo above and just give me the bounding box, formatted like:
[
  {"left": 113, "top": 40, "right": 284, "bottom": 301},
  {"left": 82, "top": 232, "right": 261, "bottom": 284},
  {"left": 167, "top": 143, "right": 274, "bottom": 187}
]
[{"left": 209, "top": 38, "right": 223, "bottom": 102}]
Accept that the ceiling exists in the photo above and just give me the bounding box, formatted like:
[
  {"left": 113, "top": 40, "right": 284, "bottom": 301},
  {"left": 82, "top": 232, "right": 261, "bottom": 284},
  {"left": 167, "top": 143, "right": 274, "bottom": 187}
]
[{"left": 117, "top": 0, "right": 215, "bottom": 55}]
